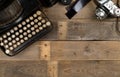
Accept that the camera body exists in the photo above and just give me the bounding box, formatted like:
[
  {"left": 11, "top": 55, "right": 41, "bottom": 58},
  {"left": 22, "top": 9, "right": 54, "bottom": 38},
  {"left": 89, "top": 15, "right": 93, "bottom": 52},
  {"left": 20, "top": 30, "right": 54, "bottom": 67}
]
[{"left": 94, "top": 0, "right": 120, "bottom": 19}]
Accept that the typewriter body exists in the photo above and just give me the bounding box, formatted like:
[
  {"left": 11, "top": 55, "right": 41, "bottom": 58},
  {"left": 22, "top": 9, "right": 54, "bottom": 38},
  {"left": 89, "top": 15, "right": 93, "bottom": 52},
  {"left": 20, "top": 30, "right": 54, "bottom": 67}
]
[{"left": 0, "top": 0, "right": 53, "bottom": 56}]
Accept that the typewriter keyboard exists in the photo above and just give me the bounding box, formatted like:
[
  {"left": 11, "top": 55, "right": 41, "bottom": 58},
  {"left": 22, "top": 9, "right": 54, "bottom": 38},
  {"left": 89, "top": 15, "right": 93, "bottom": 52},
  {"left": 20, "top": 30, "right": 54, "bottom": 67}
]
[{"left": 0, "top": 10, "right": 52, "bottom": 56}]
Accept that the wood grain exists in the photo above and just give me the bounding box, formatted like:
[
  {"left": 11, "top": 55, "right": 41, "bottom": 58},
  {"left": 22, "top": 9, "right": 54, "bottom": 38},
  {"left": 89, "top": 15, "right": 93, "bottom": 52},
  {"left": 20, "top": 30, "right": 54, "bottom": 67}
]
[
  {"left": 39, "top": 41, "right": 120, "bottom": 60},
  {"left": 58, "top": 61, "right": 120, "bottom": 77},
  {"left": 0, "top": 61, "right": 48, "bottom": 77}
]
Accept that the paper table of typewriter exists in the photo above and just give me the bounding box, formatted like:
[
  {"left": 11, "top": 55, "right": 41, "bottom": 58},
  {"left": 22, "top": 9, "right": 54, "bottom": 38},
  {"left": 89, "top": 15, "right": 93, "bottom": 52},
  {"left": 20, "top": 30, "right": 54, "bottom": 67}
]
[{"left": 0, "top": 0, "right": 53, "bottom": 56}]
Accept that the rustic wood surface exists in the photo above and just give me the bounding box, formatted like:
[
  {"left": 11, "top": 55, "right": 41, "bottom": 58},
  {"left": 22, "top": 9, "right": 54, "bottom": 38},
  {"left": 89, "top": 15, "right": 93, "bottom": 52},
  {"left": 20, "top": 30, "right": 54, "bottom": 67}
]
[{"left": 1, "top": 0, "right": 120, "bottom": 77}]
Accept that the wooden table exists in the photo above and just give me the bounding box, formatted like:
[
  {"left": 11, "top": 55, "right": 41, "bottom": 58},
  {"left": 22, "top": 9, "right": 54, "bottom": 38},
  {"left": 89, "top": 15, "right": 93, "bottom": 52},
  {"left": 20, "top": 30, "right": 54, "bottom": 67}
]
[{"left": 0, "top": 0, "right": 120, "bottom": 77}]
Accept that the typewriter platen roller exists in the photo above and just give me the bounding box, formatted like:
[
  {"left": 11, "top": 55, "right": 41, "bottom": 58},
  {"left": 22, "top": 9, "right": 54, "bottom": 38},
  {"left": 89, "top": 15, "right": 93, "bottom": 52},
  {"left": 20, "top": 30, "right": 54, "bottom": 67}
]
[{"left": 0, "top": 0, "right": 53, "bottom": 56}]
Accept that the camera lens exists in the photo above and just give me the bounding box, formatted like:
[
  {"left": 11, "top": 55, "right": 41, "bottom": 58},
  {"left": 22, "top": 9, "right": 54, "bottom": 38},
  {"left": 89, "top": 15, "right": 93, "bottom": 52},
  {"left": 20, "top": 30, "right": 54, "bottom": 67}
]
[{"left": 0, "top": 0, "right": 23, "bottom": 26}]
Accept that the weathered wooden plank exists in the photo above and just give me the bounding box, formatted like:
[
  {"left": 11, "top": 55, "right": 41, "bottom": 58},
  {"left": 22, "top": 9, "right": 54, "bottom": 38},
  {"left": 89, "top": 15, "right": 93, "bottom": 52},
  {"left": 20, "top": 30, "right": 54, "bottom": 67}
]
[
  {"left": 0, "top": 42, "right": 40, "bottom": 60},
  {"left": 0, "top": 61, "right": 48, "bottom": 77},
  {"left": 58, "top": 61, "right": 120, "bottom": 77},
  {"left": 40, "top": 41, "right": 120, "bottom": 60},
  {"left": 41, "top": 20, "right": 120, "bottom": 40},
  {"left": 43, "top": 0, "right": 117, "bottom": 21}
]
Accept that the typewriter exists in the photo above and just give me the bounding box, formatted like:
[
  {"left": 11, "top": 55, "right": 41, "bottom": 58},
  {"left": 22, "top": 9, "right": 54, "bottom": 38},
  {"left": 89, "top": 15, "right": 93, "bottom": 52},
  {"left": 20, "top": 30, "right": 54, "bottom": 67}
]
[{"left": 0, "top": 0, "right": 53, "bottom": 56}]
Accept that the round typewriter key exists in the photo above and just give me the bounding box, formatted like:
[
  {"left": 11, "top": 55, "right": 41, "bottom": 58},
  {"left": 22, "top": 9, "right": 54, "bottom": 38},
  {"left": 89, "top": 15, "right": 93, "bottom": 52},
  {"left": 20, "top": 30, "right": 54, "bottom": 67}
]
[
  {"left": 22, "top": 21, "right": 26, "bottom": 25},
  {"left": 20, "top": 35, "right": 23, "bottom": 39},
  {"left": 28, "top": 34, "right": 32, "bottom": 38},
  {"left": 19, "top": 29, "right": 23, "bottom": 33},
  {"left": 5, "top": 50, "right": 10, "bottom": 54},
  {"left": 20, "top": 39, "right": 24, "bottom": 43},
  {"left": 38, "top": 16, "right": 42, "bottom": 21},
  {"left": 30, "top": 21, "right": 35, "bottom": 25},
  {"left": 23, "top": 32, "right": 27, "bottom": 36},
  {"left": 33, "top": 14, "right": 37, "bottom": 18},
  {"left": 8, "top": 42, "right": 12, "bottom": 46},
  {"left": 32, "top": 32, "right": 36, "bottom": 35},
  {"left": 8, "top": 37, "right": 12, "bottom": 41},
  {"left": 10, "top": 47, "right": 13, "bottom": 51},
  {"left": 3, "top": 35, "right": 7, "bottom": 38},
  {"left": 5, "top": 45, "right": 9, "bottom": 48},
  {"left": 26, "top": 19, "right": 30, "bottom": 23},
  {"left": 38, "top": 22, "right": 42, "bottom": 26},
  {"left": 27, "top": 24, "right": 31, "bottom": 28},
  {"left": 36, "top": 11, "right": 41, "bottom": 15},
  {"left": 34, "top": 25, "right": 38, "bottom": 28},
  {"left": 13, "top": 45, "right": 17, "bottom": 48},
  {"left": 34, "top": 19, "right": 38, "bottom": 23},
  {"left": 12, "top": 40, "right": 16, "bottom": 44},
  {"left": 24, "top": 37, "right": 28, "bottom": 40},
  {"left": 30, "top": 16, "right": 34, "bottom": 20},
  {"left": 0, "top": 37, "right": 3, "bottom": 41},
  {"left": 0, "top": 42, "right": 4, "bottom": 46},
  {"left": 27, "top": 30, "right": 31, "bottom": 33},
  {"left": 16, "top": 38, "right": 20, "bottom": 41},
  {"left": 23, "top": 27, "right": 27, "bottom": 30},
  {"left": 43, "top": 24, "right": 47, "bottom": 28},
  {"left": 12, "top": 35, "right": 15, "bottom": 38},
  {"left": 10, "top": 29, "right": 14, "bottom": 33},
  {"left": 14, "top": 27, "right": 18, "bottom": 31},
  {"left": 41, "top": 19, "right": 46, "bottom": 23},
  {"left": 46, "top": 21, "right": 51, "bottom": 26},
  {"left": 17, "top": 42, "right": 20, "bottom": 46},
  {"left": 18, "top": 24, "right": 22, "bottom": 28},
  {"left": 4, "top": 40, "right": 8, "bottom": 43},
  {"left": 31, "top": 27, "right": 35, "bottom": 31},
  {"left": 15, "top": 32, "right": 19, "bottom": 36},
  {"left": 36, "top": 29, "right": 40, "bottom": 33},
  {"left": 7, "top": 32, "right": 11, "bottom": 36},
  {"left": 39, "top": 27, "right": 43, "bottom": 30}
]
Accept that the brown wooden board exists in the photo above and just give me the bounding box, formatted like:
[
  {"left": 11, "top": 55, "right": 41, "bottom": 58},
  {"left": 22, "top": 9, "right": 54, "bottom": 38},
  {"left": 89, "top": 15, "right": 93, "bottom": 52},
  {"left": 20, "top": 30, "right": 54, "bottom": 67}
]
[{"left": 58, "top": 61, "right": 120, "bottom": 77}]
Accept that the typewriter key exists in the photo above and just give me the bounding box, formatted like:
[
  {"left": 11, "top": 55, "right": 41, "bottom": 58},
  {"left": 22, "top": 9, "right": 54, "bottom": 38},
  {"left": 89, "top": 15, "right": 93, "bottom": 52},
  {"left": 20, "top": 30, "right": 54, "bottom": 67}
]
[
  {"left": 23, "top": 27, "right": 27, "bottom": 30},
  {"left": 5, "top": 50, "right": 10, "bottom": 54},
  {"left": 12, "top": 35, "right": 15, "bottom": 38},
  {"left": 27, "top": 30, "right": 31, "bottom": 33},
  {"left": 22, "top": 21, "right": 26, "bottom": 25},
  {"left": 4, "top": 40, "right": 8, "bottom": 43},
  {"left": 19, "top": 35, "right": 23, "bottom": 39},
  {"left": 17, "top": 42, "right": 20, "bottom": 46},
  {"left": 33, "top": 14, "right": 37, "bottom": 18},
  {"left": 19, "top": 29, "right": 23, "bottom": 33},
  {"left": 10, "top": 47, "right": 14, "bottom": 50},
  {"left": 16, "top": 38, "right": 20, "bottom": 41},
  {"left": 12, "top": 40, "right": 16, "bottom": 44},
  {"left": 38, "top": 22, "right": 42, "bottom": 26},
  {"left": 28, "top": 34, "right": 32, "bottom": 38},
  {"left": 30, "top": 21, "right": 35, "bottom": 25},
  {"left": 26, "top": 19, "right": 30, "bottom": 23},
  {"left": 7, "top": 32, "right": 11, "bottom": 36},
  {"left": 15, "top": 32, "right": 19, "bottom": 36},
  {"left": 14, "top": 27, "right": 18, "bottom": 31},
  {"left": 20, "top": 39, "right": 24, "bottom": 43},
  {"left": 31, "top": 27, "right": 35, "bottom": 31},
  {"left": 43, "top": 24, "right": 47, "bottom": 28},
  {"left": 23, "top": 32, "right": 27, "bottom": 36},
  {"left": 8, "top": 37, "right": 12, "bottom": 41},
  {"left": 36, "top": 11, "right": 41, "bottom": 15},
  {"left": 24, "top": 37, "right": 28, "bottom": 40},
  {"left": 13, "top": 45, "right": 17, "bottom": 48},
  {"left": 41, "top": 19, "right": 46, "bottom": 23},
  {"left": 0, "top": 42, "right": 4, "bottom": 46},
  {"left": 30, "top": 16, "right": 34, "bottom": 20},
  {"left": 5, "top": 45, "right": 9, "bottom": 48},
  {"left": 18, "top": 24, "right": 22, "bottom": 28},
  {"left": 10, "top": 29, "right": 14, "bottom": 33},
  {"left": 3, "top": 35, "right": 7, "bottom": 38},
  {"left": 34, "top": 25, "right": 38, "bottom": 28},
  {"left": 8, "top": 42, "right": 12, "bottom": 46},
  {"left": 38, "top": 16, "right": 42, "bottom": 20},
  {"left": 46, "top": 21, "right": 51, "bottom": 26},
  {"left": 34, "top": 19, "right": 38, "bottom": 23},
  {"left": 27, "top": 24, "right": 31, "bottom": 28}
]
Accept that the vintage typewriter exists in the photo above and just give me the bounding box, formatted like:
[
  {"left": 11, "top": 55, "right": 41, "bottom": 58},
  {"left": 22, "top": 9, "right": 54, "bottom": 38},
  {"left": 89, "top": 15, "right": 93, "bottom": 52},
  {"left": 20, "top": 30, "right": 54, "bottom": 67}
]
[{"left": 0, "top": 0, "right": 53, "bottom": 56}]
